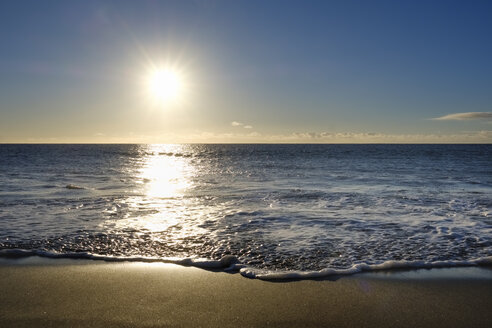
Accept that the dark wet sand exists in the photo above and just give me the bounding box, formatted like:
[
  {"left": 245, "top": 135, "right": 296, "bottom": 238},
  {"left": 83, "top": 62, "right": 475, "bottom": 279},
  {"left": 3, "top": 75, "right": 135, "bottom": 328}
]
[{"left": 1, "top": 258, "right": 491, "bottom": 328}]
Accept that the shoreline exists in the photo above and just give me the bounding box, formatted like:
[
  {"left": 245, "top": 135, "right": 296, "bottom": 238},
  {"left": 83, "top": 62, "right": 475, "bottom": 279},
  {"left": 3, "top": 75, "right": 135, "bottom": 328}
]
[
  {"left": 2, "top": 250, "right": 492, "bottom": 281},
  {"left": 1, "top": 258, "right": 491, "bottom": 327},
  {"left": 2, "top": 255, "right": 492, "bottom": 280}
]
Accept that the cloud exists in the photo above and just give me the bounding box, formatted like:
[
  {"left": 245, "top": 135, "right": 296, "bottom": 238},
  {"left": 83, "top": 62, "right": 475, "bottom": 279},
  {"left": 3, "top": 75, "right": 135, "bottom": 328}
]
[
  {"left": 5, "top": 130, "right": 490, "bottom": 144},
  {"left": 232, "top": 121, "right": 253, "bottom": 129},
  {"left": 253, "top": 131, "right": 492, "bottom": 143},
  {"left": 432, "top": 112, "right": 492, "bottom": 121},
  {"left": 174, "top": 130, "right": 491, "bottom": 143}
]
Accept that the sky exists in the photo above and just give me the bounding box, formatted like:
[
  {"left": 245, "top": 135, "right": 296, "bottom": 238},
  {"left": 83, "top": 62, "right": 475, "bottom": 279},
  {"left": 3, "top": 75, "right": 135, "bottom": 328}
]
[{"left": 0, "top": 0, "right": 491, "bottom": 143}]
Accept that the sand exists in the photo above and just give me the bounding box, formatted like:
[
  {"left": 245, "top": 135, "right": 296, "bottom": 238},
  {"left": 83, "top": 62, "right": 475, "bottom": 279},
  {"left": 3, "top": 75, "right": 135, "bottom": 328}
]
[{"left": 1, "top": 258, "right": 491, "bottom": 328}]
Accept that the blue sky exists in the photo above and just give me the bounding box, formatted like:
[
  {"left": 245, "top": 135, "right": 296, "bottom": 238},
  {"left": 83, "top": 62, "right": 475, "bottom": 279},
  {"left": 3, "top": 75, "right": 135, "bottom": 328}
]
[{"left": 0, "top": 0, "right": 491, "bottom": 143}]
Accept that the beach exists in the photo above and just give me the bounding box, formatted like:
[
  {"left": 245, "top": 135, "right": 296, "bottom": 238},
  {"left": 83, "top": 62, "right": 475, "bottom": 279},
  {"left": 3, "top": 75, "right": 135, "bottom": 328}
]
[
  {"left": 2, "top": 0, "right": 492, "bottom": 326},
  {"left": 1, "top": 258, "right": 491, "bottom": 328}
]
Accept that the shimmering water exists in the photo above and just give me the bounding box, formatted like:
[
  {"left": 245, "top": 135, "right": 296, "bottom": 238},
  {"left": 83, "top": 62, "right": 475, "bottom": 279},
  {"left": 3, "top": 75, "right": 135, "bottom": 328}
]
[{"left": 0, "top": 144, "right": 491, "bottom": 278}]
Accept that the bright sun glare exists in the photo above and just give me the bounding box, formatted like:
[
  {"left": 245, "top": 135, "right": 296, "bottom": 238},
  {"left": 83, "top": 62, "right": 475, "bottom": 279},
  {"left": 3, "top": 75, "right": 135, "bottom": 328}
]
[{"left": 147, "top": 68, "right": 183, "bottom": 104}]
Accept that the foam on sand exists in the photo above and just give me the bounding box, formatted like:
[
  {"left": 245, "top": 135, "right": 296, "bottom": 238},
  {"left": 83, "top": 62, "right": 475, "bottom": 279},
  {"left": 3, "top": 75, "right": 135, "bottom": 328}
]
[{"left": 1, "top": 249, "right": 491, "bottom": 280}]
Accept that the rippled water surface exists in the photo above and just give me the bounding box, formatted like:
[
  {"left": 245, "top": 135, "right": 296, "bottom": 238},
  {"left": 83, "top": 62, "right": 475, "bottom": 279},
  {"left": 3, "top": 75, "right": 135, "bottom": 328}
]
[{"left": 1, "top": 144, "right": 491, "bottom": 273}]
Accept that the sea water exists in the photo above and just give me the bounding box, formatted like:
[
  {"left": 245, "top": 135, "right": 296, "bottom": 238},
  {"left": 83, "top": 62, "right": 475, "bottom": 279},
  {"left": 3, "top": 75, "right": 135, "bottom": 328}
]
[{"left": 0, "top": 144, "right": 491, "bottom": 279}]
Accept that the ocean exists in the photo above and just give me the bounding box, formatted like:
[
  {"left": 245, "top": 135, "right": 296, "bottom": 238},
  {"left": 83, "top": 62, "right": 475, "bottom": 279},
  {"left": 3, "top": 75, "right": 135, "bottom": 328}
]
[{"left": 0, "top": 144, "right": 491, "bottom": 279}]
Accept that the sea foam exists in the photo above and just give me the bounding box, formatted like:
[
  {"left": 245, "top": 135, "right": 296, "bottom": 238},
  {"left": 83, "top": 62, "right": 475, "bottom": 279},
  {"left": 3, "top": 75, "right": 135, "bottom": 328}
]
[{"left": 1, "top": 249, "right": 491, "bottom": 281}]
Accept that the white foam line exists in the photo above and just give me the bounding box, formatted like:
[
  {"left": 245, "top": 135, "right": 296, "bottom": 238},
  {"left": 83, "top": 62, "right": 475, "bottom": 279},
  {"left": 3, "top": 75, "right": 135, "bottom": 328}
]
[
  {"left": 1, "top": 249, "right": 491, "bottom": 280},
  {"left": 0, "top": 249, "right": 240, "bottom": 269},
  {"left": 239, "top": 257, "right": 492, "bottom": 280}
]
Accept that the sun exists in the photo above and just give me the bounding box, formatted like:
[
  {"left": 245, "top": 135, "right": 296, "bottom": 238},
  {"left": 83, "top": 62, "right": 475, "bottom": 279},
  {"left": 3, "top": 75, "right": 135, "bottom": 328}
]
[{"left": 147, "top": 68, "right": 183, "bottom": 104}]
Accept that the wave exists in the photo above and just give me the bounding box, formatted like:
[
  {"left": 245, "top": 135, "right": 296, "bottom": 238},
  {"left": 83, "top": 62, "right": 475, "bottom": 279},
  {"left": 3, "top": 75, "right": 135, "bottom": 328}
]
[
  {"left": 158, "top": 152, "right": 192, "bottom": 157},
  {"left": 65, "top": 184, "right": 85, "bottom": 190},
  {"left": 1, "top": 249, "right": 491, "bottom": 281},
  {"left": 0, "top": 249, "right": 241, "bottom": 270},
  {"left": 239, "top": 257, "right": 492, "bottom": 280}
]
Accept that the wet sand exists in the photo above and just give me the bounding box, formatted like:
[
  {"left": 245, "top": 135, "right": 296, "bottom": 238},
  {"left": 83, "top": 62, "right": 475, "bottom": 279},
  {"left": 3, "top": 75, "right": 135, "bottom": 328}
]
[{"left": 1, "top": 258, "right": 491, "bottom": 328}]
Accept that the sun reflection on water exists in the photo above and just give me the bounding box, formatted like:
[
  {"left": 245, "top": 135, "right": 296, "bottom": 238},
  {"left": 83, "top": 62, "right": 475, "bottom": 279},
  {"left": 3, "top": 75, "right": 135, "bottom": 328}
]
[
  {"left": 108, "top": 144, "right": 200, "bottom": 234},
  {"left": 139, "top": 144, "right": 192, "bottom": 199}
]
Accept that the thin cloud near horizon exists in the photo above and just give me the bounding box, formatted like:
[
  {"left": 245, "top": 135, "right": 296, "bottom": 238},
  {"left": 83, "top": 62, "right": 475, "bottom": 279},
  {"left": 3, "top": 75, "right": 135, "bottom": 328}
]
[
  {"left": 231, "top": 121, "right": 253, "bottom": 129},
  {"left": 7, "top": 129, "right": 490, "bottom": 144},
  {"left": 432, "top": 112, "right": 492, "bottom": 121}
]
